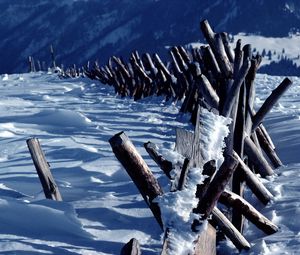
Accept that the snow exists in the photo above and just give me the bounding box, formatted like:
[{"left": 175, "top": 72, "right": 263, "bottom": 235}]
[{"left": 0, "top": 72, "right": 299, "bottom": 254}]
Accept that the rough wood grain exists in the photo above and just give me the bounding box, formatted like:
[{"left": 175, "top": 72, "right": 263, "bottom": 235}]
[
  {"left": 252, "top": 77, "right": 293, "bottom": 131},
  {"left": 220, "top": 190, "right": 278, "bottom": 235},
  {"left": 244, "top": 136, "right": 274, "bottom": 177},
  {"left": 194, "top": 155, "right": 239, "bottom": 218},
  {"left": 211, "top": 207, "right": 251, "bottom": 250},
  {"left": 121, "top": 238, "right": 141, "bottom": 255},
  {"left": 233, "top": 151, "right": 273, "bottom": 204},
  {"left": 109, "top": 132, "right": 163, "bottom": 229},
  {"left": 144, "top": 141, "right": 174, "bottom": 178},
  {"left": 27, "top": 138, "right": 62, "bottom": 201}
]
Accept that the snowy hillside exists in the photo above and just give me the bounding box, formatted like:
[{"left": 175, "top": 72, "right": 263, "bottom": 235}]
[
  {"left": 0, "top": 72, "right": 299, "bottom": 254},
  {"left": 1, "top": 0, "right": 300, "bottom": 74}
]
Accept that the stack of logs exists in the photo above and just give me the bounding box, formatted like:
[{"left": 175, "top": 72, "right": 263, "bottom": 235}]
[{"left": 86, "top": 19, "right": 292, "bottom": 254}]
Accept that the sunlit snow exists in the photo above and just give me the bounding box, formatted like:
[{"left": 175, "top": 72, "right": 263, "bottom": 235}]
[{"left": 0, "top": 72, "right": 299, "bottom": 254}]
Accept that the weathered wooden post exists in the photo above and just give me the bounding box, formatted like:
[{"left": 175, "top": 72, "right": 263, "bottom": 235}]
[
  {"left": 121, "top": 238, "right": 141, "bottom": 255},
  {"left": 109, "top": 132, "right": 163, "bottom": 229},
  {"left": 27, "top": 138, "right": 62, "bottom": 201},
  {"left": 252, "top": 77, "right": 293, "bottom": 131}
]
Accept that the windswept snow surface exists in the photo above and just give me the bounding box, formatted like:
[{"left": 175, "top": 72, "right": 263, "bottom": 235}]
[{"left": 0, "top": 72, "right": 299, "bottom": 254}]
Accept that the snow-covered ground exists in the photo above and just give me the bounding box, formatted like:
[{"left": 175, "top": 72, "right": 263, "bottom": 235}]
[{"left": 0, "top": 72, "right": 299, "bottom": 254}]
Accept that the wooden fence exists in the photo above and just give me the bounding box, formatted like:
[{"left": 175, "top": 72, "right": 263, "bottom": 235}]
[{"left": 27, "top": 19, "right": 293, "bottom": 255}]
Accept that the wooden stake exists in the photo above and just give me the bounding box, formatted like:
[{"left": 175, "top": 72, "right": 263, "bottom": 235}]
[
  {"left": 252, "top": 77, "right": 293, "bottom": 131},
  {"left": 194, "top": 155, "right": 239, "bottom": 218},
  {"left": 256, "top": 126, "right": 282, "bottom": 167},
  {"left": 198, "top": 74, "right": 220, "bottom": 110},
  {"left": 220, "top": 190, "right": 278, "bottom": 235},
  {"left": 109, "top": 132, "right": 163, "bottom": 229},
  {"left": 211, "top": 207, "right": 251, "bottom": 250},
  {"left": 121, "top": 238, "right": 141, "bottom": 255},
  {"left": 222, "top": 58, "right": 251, "bottom": 117},
  {"left": 200, "top": 20, "right": 233, "bottom": 78},
  {"left": 244, "top": 136, "right": 274, "bottom": 177},
  {"left": 233, "top": 151, "right": 273, "bottom": 204},
  {"left": 27, "top": 138, "right": 62, "bottom": 201},
  {"left": 144, "top": 141, "right": 173, "bottom": 178}
]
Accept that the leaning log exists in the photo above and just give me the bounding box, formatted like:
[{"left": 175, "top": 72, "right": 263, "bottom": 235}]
[
  {"left": 233, "top": 151, "right": 273, "bottom": 205},
  {"left": 256, "top": 126, "right": 283, "bottom": 168},
  {"left": 109, "top": 132, "right": 163, "bottom": 229},
  {"left": 194, "top": 155, "right": 239, "bottom": 218},
  {"left": 198, "top": 74, "right": 220, "bottom": 110},
  {"left": 222, "top": 58, "right": 251, "bottom": 117},
  {"left": 219, "top": 190, "right": 278, "bottom": 235},
  {"left": 244, "top": 136, "right": 274, "bottom": 177},
  {"left": 200, "top": 20, "right": 233, "bottom": 77},
  {"left": 144, "top": 142, "right": 174, "bottom": 178},
  {"left": 27, "top": 138, "right": 62, "bottom": 201},
  {"left": 252, "top": 77, "right": 293, "bottom": 131},
  {"left": 211, "top": 207, "right": 251, "bottom": 251}
]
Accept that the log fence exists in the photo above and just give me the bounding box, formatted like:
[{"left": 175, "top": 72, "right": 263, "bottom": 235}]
[
  {"left": 24, "top": 19, "right": 293, "bottom": 254},
  {"left": 91, "top": 19, "right": 291, "bottom": 254}
]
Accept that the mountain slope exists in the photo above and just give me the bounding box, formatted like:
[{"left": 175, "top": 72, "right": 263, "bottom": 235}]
[{"left": 1, "top": 0, "right": 300, "bottom": 74}]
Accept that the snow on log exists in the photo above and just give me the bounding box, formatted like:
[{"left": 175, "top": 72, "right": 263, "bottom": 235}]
[{"left": 219, "top": 190, "right": 278, "bottom": 235}]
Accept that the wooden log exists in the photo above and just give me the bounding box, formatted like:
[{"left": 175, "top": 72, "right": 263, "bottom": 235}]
[
  {"left": 121, "top": 238, "right": 141, "bottom": 255},
  {"left": 177, "top": 158, "right": 190, "bottom": 191},
  {"left": 252, "top": 77, "right": 293, "bottom": 131},
  {"left": 175, "top": 128, "right": 194, "bottom": 159},
  {"left": 142, "top": 53, "right": 158, "bottom": 78},
  {"left": 202, "top": 46, "right": 222, "bottom": 82},
  {"left": 191, "top": 105, "right": 203, "bottom": 168},
  {"left": 215, "top": 33, "right": 234, "bottom": 78},
  {"left": 112, "top": 56, "right": 131, "bottom": 80},
  {"left": 27, "top": 138, "right": 62, "bottom": 201},
  {"left": 233, "top": 40, "right": 243, "bottom": 83},
  {"left": 178, "top": 45, "right": 192, "bottom": 64},
  {"left": 245, "top": 58, "right": 261, "bottom": 134},
  {"left": 198, "top": 74, "right": 220, "bottom": 110},
  {"left": 109, "top": 132, "right": 163, "bottom": 229},
  {"left": 211, "top": 207, "right": 251, "bottom": 250},
  {"left": 220, "top": 190, "right": 278, "bottom": 235},
  {"left": 233, "top": 151, "right": 273, "bottom": 204},
  {"left": 194, "top": 155, "right": 239, "bottom": 218},
  {"left": 180, "top": 84, "right": 197, "bottom": 113},
  {"left": 171, "top": 47, "right": 189, "bottom": 73},
  {"left": 256, "top": 126, "right": 282, "bottom": 168},
  {"left": 131, "top": 58, "right": 153, "bottom": 85},
  {"left": 259, "top": 123, "right": 275, "bottom": 149},
  {"left": 144, "top": 142, "right": 173, "bottom": 179},
  {"left": 170, "top": 51, "right": 190, "bottom": 99},
  {"left": 220, "top": 32, "right": 235, "bottom": 63},
  {"left": 193, "top": 223, "right": 217, "bottom": 255},
  {"left": 195, "top": 160, "right": 216, "bottom": 200},
  {"left": 244, "top": 135, "right": 274, "bottom": 177},
  {"left": 153, "top": 53, "right": 172, "bottom": 80},
  {"left": 222, "top": 58, "right": 251, "bottom": 117},
  {"left": 200, "top": 20, "right": 233, "bottom": 78},
  {"left": 231, "top": 82, "right": 247, "bottom": 232}
]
